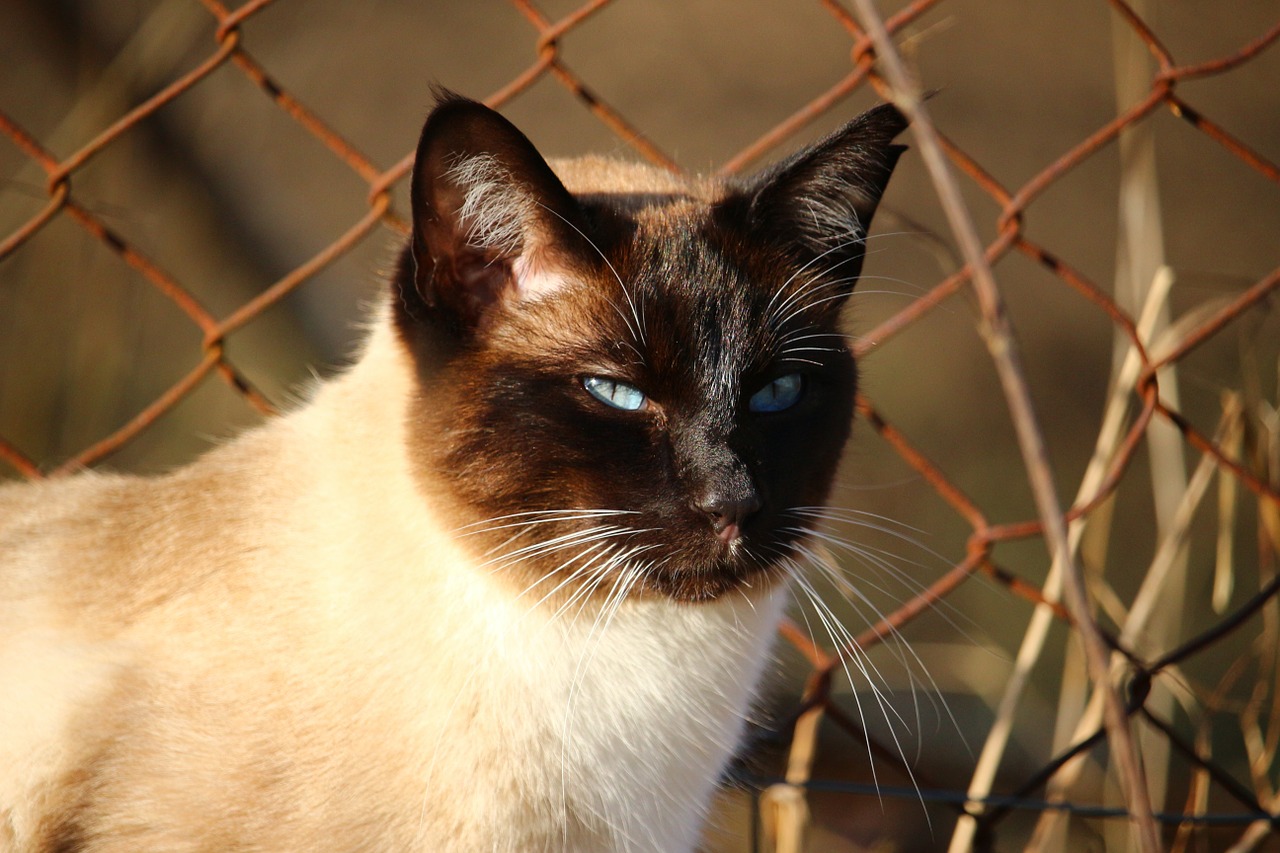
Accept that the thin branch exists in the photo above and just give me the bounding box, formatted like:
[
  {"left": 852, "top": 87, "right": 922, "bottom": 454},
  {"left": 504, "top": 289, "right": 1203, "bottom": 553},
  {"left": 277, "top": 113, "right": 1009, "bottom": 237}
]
[{"left": 844, "top": 1, "right": 1160, "bottom": 849}]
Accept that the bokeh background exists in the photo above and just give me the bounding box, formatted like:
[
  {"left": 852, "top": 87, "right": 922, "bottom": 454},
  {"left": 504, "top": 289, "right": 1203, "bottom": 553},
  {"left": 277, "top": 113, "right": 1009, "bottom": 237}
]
[{"left": 2, "top": 1, "right": 1278, "bottom": 850}]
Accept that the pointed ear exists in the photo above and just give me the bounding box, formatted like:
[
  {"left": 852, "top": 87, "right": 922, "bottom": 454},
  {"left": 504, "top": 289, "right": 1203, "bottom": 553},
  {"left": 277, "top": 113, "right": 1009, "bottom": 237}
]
[
  {"left": 406, "top": 93, "right": 585, "bottom": 334},
  {"left": 738, "top": 103, "right": 907, "bottom": 289}
]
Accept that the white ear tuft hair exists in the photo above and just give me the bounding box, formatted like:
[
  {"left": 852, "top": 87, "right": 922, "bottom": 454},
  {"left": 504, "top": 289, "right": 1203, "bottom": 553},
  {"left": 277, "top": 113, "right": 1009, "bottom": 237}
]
[
  {"left": 446, "top": 153, "right": 534, "bottom": 257},
  {"left": 406, "top": 94, "right": 588, "bottom": 331}
]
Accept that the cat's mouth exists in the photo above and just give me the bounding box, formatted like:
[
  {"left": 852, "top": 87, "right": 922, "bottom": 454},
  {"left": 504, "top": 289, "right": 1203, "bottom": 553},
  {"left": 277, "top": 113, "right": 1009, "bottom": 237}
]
[
  {"left": 716, "top": 522, "right": 742, "bottom": 545},
  {"left": 467, "top": 507, "right": 804, "bottom": 606},
  {"left": 635, "top": 523, "right": 799, "bottom": 603},
  {"left": 643, "top": 556, "right": 783, "bottom": 603}
]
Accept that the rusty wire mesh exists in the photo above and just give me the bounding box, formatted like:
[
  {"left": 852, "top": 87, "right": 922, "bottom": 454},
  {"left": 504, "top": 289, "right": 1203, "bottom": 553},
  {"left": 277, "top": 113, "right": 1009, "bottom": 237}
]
[{"left": 2, "top": 0, "right": 1279, "bottom": 850}]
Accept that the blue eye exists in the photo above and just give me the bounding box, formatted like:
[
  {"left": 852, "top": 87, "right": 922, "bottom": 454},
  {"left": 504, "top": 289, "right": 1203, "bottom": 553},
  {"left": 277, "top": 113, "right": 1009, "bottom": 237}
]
[
  {"left": 749, "top": 374, "right": 803, "bottom": 413},
  {"left": 583, "top": 377, "right": 647, "bottom": 411}
]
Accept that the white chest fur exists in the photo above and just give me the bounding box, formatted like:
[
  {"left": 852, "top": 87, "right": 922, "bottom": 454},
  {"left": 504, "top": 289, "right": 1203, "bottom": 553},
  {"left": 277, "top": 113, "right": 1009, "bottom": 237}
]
[{"left": 405, "top": 571, "right": 788, "bottom": 852}]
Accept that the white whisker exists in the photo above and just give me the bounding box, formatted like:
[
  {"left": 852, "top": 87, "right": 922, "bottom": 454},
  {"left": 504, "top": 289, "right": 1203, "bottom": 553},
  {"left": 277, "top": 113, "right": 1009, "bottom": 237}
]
[
  {"left": 455, "top": 508, "right": 636, "bottom": 535},
  {"left": 535, "top": 201, "right": 647, "bottom": 348},
  {"left": 787, "top": 522, "right": 974, "bottom": 766},
  {"left": 480, "top": 525, "right": 645, "bottom": 571}
]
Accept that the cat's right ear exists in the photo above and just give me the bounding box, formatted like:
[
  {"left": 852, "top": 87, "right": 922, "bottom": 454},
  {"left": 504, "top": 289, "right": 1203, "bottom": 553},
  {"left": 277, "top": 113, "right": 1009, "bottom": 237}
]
[
  {"left": 403, "top": 92, "right": 586, "bottom": 335},
  {"left": 732, "top": 103, "right": 908, "bottom": 292}
]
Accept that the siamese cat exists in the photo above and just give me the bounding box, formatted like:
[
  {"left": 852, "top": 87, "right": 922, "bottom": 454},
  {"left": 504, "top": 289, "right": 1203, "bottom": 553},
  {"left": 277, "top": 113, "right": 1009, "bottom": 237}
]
[{"left": 0, "top": 93, "right": 905, "bottom": 852}]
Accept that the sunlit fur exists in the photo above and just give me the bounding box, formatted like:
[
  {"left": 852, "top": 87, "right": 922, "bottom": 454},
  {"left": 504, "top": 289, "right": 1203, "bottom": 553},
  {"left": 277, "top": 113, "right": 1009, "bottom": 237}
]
[{"left": 0, "top": 95, "right": 905, "bottom": 851}]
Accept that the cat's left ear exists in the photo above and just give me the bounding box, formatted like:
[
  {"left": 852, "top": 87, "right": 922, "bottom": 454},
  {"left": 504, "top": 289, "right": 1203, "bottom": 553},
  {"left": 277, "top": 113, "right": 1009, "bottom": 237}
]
[
  {"left": 406, "top": 92, "right": 586, "bottom": 334},
  {"left": 735, "top": 103, "right": 908, "bottom": 289}
]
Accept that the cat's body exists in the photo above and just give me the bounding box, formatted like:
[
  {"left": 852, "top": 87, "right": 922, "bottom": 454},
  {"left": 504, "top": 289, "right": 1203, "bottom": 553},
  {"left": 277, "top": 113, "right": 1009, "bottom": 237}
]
[{"left": 0, "top": 95, "right": 905, "bottom": 852}]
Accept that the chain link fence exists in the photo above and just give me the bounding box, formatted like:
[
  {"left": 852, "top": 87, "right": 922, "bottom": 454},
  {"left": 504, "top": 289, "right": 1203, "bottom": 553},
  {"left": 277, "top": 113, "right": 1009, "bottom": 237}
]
[{"left": 2, "top": 1, "right": 1278, "bottom": 850}]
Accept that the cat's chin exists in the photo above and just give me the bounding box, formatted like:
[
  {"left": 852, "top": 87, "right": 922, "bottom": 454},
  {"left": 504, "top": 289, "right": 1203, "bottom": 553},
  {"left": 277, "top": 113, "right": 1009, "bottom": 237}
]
[{"left": 642, "top": 556, "right": 788, "bottom": 604}]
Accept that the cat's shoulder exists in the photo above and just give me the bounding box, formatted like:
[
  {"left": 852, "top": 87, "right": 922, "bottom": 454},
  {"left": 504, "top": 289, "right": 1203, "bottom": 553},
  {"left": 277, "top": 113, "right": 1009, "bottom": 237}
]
[{"left": 0, "top": 427, "right": 293, "bottom": 620}]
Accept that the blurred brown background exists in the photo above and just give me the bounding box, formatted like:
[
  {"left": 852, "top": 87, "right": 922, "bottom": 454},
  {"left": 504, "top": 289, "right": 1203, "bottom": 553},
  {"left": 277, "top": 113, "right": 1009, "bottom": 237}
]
[{"left": 2, "top": 1, "right": 1278, "bottom": 850}]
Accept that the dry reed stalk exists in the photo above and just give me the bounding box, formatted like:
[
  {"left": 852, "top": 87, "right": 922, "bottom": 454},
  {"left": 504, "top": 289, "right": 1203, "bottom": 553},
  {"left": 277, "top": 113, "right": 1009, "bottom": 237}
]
[
  {"left": 1028, "top": 399, "right": 1243, "bottom": 850},
  {"left": 846, "top": 0, "right": 1160, "bottom": 846},
  {"left": 1106, "top": 2, "right": 1186, "bottom": 843},
  {"left": 946, "top": 267, "right": 1174, "bottom": 852},
  {"left": 1215, "top": 394, "right": 1246, "bottom": 612}
]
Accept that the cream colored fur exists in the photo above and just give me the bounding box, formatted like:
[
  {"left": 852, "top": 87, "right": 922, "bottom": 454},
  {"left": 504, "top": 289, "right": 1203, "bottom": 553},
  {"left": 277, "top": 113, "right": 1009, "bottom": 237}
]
[{"left": 0, "top": 310, "right": 787, "bottom": 852}]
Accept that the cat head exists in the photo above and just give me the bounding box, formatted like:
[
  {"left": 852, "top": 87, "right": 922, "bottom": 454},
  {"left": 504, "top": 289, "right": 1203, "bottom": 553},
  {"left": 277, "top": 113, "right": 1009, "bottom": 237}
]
[{"left": 393, "top": 93, "right": 906, "bottom": 604}]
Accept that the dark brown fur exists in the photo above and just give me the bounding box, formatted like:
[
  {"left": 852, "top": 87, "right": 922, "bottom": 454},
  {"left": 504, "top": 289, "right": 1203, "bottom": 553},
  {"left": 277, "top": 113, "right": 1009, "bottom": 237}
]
[{"left": 393, "top": 94, "right": 905, "bottom": 602}]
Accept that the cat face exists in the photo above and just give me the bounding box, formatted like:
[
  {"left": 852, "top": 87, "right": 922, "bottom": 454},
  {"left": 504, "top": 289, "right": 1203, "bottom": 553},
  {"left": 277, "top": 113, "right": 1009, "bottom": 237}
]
[{"left": 393, "top": 94, "right": 905, "bottom": 604}]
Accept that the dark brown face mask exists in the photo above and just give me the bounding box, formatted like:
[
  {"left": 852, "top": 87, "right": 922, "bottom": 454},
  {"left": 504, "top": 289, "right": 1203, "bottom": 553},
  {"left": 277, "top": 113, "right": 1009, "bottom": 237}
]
[{"left": 392, "top": 92, "right": 906, "bottom": 603}]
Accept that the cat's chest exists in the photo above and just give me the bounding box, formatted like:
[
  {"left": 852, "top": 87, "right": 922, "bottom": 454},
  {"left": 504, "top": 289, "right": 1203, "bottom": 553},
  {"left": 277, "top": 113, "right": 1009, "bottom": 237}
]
[{"left": 394, "top": 584, "right": 788, "bottom": 850}]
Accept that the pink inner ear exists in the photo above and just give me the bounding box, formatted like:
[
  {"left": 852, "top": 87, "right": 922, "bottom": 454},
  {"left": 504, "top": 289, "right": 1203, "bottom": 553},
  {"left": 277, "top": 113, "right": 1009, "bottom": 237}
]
[{"left": 513, "top": 253, "right": 572, "bottom": 302}]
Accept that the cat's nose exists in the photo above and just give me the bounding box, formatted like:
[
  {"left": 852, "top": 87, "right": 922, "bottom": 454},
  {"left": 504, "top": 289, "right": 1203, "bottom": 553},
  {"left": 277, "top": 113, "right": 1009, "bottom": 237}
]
[{"left": 695, "top": 490, "right": 762, "bottom": 543}]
